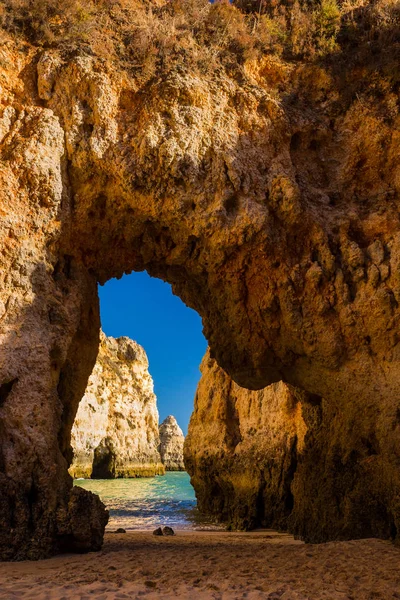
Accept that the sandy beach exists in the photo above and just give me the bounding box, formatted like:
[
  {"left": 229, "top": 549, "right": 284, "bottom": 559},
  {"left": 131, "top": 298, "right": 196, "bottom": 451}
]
[{"left": 1, "top": 530, "right": 399, "bottom": 599}]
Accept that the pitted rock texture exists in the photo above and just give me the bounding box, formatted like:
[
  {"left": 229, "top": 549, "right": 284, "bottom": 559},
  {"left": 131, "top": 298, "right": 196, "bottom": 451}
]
[
  {"left": 70, "top": 332, "right": 165, "bottom": 479},
  {"left": 0, "top": 1, "right": 400, "bottom": 558},
  {"left": 159, "top": 415, "right": 185, "bottom": 471}
]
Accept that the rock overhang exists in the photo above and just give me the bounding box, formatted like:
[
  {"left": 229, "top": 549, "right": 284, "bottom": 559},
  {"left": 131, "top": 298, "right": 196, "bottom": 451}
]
[{"left": 1, "top": 2, "right": 400, "bottom": 557}]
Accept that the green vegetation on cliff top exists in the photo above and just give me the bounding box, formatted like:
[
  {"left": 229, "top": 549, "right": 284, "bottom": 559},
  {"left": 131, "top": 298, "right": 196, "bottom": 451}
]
[{"left": 0, "top": 0, "right": 399, "bottom": 86}]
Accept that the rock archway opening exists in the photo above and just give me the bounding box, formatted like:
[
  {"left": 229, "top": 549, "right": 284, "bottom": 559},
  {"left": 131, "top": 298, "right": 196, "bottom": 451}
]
[
  {"left": 1, "top": 14, "right": 400, "bottom": 560},
  {"left": 68, "top": 271, "right": 207, "bottom": 532}
]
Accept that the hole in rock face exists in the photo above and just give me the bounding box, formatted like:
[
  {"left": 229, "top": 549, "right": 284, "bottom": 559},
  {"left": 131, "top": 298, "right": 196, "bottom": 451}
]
[
  {"left": 0, "top": 378, "right": 18, "bottom": 407},
  {"left": 98, "top": 271, "right": 207, "bottom": 435},
  {"left": 361, "top": 435, "right": 379, "bottom": 457},
  {"left": 92, "top": 439, "right": 116, "bottom": 479},
  {"left": 71, "top": 271, "right": 210, "bottom": 531},
  {"left": 305, "top": 393, "right": 322, "bottom": 407},
  {"left": 290, "top": 131, "right": 301, "bottom": 152},
  {"left": 224, "top": 193, "right": 240, "bottom": 216},
  {"left": 53, "top": 255, "right": 73, "bottom": 282}
]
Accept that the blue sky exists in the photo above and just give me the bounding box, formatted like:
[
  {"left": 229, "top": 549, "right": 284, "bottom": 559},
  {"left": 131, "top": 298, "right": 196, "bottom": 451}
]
[{"left": 99, "top": 272, "right": 207, "bottom": 434}]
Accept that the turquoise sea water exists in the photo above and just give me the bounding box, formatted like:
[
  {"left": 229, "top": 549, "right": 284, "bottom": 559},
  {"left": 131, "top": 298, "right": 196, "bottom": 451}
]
[{"left": 74, "top": 472, "right": 220, "bottom": 531}]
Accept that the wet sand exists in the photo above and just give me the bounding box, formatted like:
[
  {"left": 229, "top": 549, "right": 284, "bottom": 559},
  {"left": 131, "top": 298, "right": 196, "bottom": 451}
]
[{"left": 1, "top": 530, "right": 399, "bottom": 599}]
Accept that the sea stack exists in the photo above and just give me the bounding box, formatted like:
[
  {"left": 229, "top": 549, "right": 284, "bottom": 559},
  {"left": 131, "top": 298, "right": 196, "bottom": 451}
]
[
  {"left": 159, "top": 416, "right": 185, "bottom": 471},
  {"left": 70, "top": 332, "right": 165, "bottom": 479}
]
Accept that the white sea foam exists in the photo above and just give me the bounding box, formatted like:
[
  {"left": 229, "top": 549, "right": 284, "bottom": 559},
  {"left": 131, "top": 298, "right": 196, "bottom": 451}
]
[{"left": 74, "top": 471, "right": 222, "bottom": 531}]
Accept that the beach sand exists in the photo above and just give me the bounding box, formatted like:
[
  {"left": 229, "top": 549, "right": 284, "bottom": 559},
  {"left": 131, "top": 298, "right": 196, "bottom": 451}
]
[{"left": 1, "top": 530, "right": 399, "bottom": 599}]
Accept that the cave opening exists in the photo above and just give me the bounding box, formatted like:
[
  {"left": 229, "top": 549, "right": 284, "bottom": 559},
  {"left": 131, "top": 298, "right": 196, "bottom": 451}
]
[{"left": 70, "top": 270, "right": 209, "bottom": 532}]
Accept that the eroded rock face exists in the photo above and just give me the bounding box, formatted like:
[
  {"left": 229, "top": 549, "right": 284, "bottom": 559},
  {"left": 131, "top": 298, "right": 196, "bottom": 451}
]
[
  {"left": 1, "top": 6, "right": 400, "bottom": 557},
  {"left": 185, "top": 350, "right": 306, "bottom": 531},
  {"left": 186, "top": 351, "right": 400, "bottom": 542},
  {"left": 70, "top": 332, "right": 165, "bottom": 479},
  {"left": 159, "top": 416, "right": 185, "bottom": 471}
]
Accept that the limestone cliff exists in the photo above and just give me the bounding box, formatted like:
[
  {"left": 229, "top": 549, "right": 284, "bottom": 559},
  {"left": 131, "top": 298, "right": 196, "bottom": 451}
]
[
  {"left": 186, "top": 347, "right": 400, "bottom": 542},
  {"left": 185, "top": 350, "right": 311, "bottom": 531},
  {"left": 186, "top": 351, "right": 400, "bottom": 541},
  {"left": 1, "top": 0, "right": 400, "bottom": 559},
  {"left": 70, "top": 332, "right": 164, "bottom": 479},
  {"left": 159, "top": 416, "right": 185, "bottom": 471}
]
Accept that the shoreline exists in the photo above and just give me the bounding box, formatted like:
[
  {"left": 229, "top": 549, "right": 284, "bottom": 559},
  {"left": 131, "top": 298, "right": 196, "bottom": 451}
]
[
  {"left": 1, "top": 530, "right": 399, "bottom": 599},
  {"left": 73, "top": 472, "right": 225, "bottom": 533}
]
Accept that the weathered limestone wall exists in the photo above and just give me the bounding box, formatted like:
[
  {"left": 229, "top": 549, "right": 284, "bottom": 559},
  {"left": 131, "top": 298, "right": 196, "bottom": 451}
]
[
  {"left": 0, "top": 43, "right": 108, "bottom": 560},
  {"left": 185, "top": 351, "right": 400, "bottom": 542},
  {"left": 159, "top": 415, "right": 185, "bottom": 471},
  {"left": 184, "top": 350, "right": 306, "bottom": 531},
  {"left": 1, "top": 2, "right": 400, "bottom": 558},
  {"left": 70, "top": 332, "right": 165, "bottom": 479}
]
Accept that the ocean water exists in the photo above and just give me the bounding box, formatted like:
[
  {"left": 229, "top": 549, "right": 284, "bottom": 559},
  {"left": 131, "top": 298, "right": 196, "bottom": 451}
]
[{"left": 74, "top": 471, "right": 221, "bottom": 531}]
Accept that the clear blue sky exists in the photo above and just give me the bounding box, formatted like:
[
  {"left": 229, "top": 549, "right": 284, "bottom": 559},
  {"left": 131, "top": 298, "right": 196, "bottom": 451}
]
[{"left": 98, "top": 272, "right": 207, "bottom": 434}]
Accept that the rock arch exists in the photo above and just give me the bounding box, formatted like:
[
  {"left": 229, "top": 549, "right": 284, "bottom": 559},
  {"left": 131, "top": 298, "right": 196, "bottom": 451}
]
[{"left": 1, "top": 38, "right": 400, "bottom": 559}]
